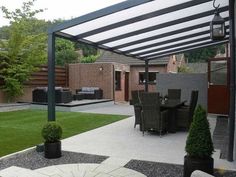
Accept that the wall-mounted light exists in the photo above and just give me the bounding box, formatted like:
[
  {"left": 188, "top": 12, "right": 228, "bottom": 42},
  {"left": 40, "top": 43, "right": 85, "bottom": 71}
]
[
  {"left": 210, "top": 0, "right": 225, "bottom": 40},
  {"left": 99, "top": 66, "right": 103, "bottom": 71}
]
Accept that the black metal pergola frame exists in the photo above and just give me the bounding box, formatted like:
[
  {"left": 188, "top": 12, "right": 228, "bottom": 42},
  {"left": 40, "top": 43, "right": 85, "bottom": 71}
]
[{"left": 47, "top": 0, "right": 235, "bottom": 161}]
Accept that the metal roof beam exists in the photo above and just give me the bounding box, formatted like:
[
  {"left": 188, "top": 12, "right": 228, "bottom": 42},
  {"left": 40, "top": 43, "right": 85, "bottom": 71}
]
[
  {"left": 146, "top": 40, "right": 229, "bottom": 61},
  {"left": 75, "top": 38, "right": 142, "bottom": 60},
  {"left": 124, "top": 26, "right": 230, "bottom": 53},
  {"left": 144, "top": 39, "right": 229, "bottom": 60},
  {"left": 101, "top": 17, "right": 229, "bottom": 47},
  {"left": 49, "top": 0, "right": 153, "bottom": 33},
  {"left": 133, "top": 32, "right": 229, "bottom": 57},
  {"left": 76, "top": 0, "right": 212, "bottom": 39},
  {"left": 93, "top": 6, "right": 228, "bottom": 44}
]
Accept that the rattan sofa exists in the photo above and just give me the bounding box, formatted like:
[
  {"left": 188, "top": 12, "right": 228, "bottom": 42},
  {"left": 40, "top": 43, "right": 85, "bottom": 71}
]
[
  {"left": 76, "top": 87, "right": 103, "bottom": 99},
  {"left": 32, "top": 87, "right": 72, "bottom": 103}
]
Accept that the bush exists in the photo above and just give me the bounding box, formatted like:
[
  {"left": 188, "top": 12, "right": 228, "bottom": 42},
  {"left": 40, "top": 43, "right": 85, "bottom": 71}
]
[
  {"left": 185, "top": 105, "right": 214, "bottom": 158},
  {"left": 41, "top": 122, "right": 62, "bottom": 143}
]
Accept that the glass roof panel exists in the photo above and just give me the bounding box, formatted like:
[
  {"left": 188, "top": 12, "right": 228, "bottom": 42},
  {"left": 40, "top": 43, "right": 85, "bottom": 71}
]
[
  {"left": 86, "top": 11, "right": 229, "bottom": 45},
  {"left": 139, "top": 36, "right": 229, "bottom": 58},
  {"left": 62, "top": 0, "right": 228, "bottom": 37},
  {"left": 118, "top": 20, "right": 229, "bottom": 52},
  {"left": 56, "top": 0, "right": 229, "bottom": 60},
  {"left": 147, "top": 40, "right": 229, "bottom": 60},
  {"left": 61, "top": 0, "right": 193, "bottom": 35},
  {"left": 129, "top": 34, "right": 210, "bottom": 55}
]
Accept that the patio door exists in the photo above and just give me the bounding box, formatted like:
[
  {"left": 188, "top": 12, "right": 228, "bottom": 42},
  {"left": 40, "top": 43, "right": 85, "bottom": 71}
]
[{"left": 208, "top": 57, "right": 230, "bottom": 115}]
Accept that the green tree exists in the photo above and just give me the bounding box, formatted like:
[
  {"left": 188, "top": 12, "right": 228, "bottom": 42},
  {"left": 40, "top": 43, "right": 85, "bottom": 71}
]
[
  {"left": 177, "top": 65, "right": 192, "bottom": 73},
  {"left": 0, "top": 26, "right": 10, "bottom": 39},
  {"left": 55, "top": 39, "right": 79, "bottom": 66},
  {"left": 184, "top": 45, "right": 225, "bottom": 63},
  {"left": 80, "top": 54, "right": 100, "bottom": 63},
  {"left": 77, "top": 43, "right": 98, "bottom": 57},
  {"left": 0, "top": 0, "right": 47, "bottom": 101}
]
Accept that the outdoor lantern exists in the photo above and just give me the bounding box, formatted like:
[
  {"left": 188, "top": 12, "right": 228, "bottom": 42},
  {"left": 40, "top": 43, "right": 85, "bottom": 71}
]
[{"left": 210, "top": 1, "right": 225, "bottom": 40}]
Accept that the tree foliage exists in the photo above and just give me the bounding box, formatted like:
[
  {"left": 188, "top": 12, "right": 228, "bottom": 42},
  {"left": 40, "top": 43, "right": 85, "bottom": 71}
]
[
  {"left": 80, "top": 54, "right": 100, "bottom": 63},
  {"left": 77, "top": 43, "right": 98, "bottom": 57},
  {"left": 177, "top": 65, "right": 192, "bottom": 73},
  {"left": 184, "top": 45, "right": 225, "bottom": 63},
  {"left": 55, "top": 38, "right": 79, "bottom": 66},
  {"left": 0, "top": 0, "right": 47, "bottom": 101}
]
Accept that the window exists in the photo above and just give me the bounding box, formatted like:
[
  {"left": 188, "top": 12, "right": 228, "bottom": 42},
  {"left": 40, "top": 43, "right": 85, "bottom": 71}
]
[
  {"left": 139, "top": 72, "right": 158, "bottom": 84},
  {"left": 115, "top": 71, "right": 121, "bottom": 90}
]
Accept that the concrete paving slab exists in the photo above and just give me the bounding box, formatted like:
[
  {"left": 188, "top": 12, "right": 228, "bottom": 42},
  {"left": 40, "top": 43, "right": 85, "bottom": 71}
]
[{"left": 62, "top": 116, "right": 236, "bottom": 170}]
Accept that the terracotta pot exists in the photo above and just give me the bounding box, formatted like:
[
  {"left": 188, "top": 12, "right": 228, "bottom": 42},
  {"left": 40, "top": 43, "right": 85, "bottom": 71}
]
[{"left": 184, "top": 155, "right": 214, "bottom": 177}]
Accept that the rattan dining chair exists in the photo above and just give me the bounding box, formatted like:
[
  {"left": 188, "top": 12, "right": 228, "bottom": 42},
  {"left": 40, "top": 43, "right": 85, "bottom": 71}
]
[
  {"left": 131, "top": 90, "right": 144, "bottom": 128},
  {"left": 168, "top": 89, "right": 181, "bottom": 101},
  {"left": 176, "top": 90, "right": 198, "bottom": 130},
  {"left": 139, "top": 92, "right": 168, "bottom": 136}
]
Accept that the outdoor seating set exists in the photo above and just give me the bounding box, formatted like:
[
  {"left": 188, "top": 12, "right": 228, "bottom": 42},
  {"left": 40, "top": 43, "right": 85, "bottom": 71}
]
[
  {"left": 74, "top": 87, "right": 103, "bottom": 100},
  {"left": 131, "top": 89, "right": 198, "bottom": 136},
  {"left": 32, "top": 87, "right": 72, "bottom": 103},
  {"left": 32, "top": 86, "right": 103, "bottom": 103}
]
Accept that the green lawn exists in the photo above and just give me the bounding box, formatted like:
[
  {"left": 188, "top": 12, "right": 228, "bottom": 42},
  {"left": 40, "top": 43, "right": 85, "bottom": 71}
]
[{"left": 0, "top": 110, "right": 127, "bottom": 157}]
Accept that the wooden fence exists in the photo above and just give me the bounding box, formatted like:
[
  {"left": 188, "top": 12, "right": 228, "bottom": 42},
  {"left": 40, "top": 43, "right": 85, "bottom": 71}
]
[{"left": 0, "top": 65, "right": 68, "bottom": 87}]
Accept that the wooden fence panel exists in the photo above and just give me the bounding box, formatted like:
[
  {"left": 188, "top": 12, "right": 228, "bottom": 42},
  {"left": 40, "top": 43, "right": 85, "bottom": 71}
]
[
  {"left": 27, "top": 65, "right": 68, "bottom": 87},
  {"left": 0, "top": 65, "right": 68, "bottom": 87}
]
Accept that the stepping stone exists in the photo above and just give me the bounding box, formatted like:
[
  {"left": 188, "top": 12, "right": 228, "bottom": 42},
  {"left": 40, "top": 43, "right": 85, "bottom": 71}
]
[
  {"left": 34, "top": 163, "right": 146, "bottom": 177},
  {"left": 102, "top": 157, "right": 131, "bottom": 167}
]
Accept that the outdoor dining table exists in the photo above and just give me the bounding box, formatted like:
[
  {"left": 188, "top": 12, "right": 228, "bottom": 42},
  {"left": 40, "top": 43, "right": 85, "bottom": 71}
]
[{"left": 161, "top": 100, "right": 186, "bottom": 133}]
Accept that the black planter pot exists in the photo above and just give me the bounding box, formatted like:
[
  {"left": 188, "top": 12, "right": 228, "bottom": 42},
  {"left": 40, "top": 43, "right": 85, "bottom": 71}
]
[
  {"left": 184, "top": 155, "right": 214, "bottom": 177},
  {"left": 44, "top": 141, "right": 61, "bottom": 159}
]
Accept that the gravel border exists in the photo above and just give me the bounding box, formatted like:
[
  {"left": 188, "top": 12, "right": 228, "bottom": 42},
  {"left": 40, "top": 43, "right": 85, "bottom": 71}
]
[
  {"left": 0, "top": 149, "right": 108, "bottom": 170},
  {"left": 1, "top": 149, "right": 236, "bottom": 177},
  {"left": 125, "top": 159, "right": 236, "bottom": 177}
]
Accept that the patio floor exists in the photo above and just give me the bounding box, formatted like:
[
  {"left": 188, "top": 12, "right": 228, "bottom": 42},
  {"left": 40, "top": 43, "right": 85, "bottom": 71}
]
[
  {"left": 61, "top": 115, "right": 236, "bottom": 171},
  {"left": 0, "top": 103, "right": 236, "bottom": 176}
]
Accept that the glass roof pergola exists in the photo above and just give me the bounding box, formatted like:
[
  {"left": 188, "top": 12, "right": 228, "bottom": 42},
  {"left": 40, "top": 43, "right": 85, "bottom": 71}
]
[
  {"left": 47, "top": 0, "right": 235, "bottom": 161},
  {"left": 50, "top": 0, "right": 229, "bottom": 60}
]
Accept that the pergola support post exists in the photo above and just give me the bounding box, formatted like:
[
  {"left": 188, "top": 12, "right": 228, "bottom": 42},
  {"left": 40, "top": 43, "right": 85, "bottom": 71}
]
[
  {"left": 227, "top": 0, "right": 235, "bottom": 162},
  {"left": 145, "top": 60, "right": 149, "bottom": 92},
  {"left": 47, "top": 32, "right": 56, "bottom": 121}
]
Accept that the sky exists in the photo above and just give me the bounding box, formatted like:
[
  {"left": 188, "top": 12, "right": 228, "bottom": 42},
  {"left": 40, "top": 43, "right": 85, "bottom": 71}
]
[{"left": 0, "top": 0, "right": 126, "bottom": 27}]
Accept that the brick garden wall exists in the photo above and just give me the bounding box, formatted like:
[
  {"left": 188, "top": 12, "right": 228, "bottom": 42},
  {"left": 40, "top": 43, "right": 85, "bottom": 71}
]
[{"left": 68, "top": 63, "right": 114, "bottom": 99}]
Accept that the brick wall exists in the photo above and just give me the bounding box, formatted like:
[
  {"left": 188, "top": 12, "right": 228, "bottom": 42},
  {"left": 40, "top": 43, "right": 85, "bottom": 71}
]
[
  {"left": 130, "top": 65, "right": 167, "bottom": 99},
  {"left": 68, "top": 63, "right": 114, "bottom": 99},
  {"left": 167, "top": 56, "right": 178, "bottom": 73}
]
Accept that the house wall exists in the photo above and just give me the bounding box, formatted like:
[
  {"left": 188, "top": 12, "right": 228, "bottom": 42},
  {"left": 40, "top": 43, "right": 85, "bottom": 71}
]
[
  {"left": 68, "top": 63, "right": 114, "bottom": 99},
  {"left": 167, "top": 55, "right": 178, "bottom": 73},
  {"left": 114, "top": 63, "right": 130, "bottom": 102},
  {"left": 129, "top": 65, "right": 167, "bottom": 99}
]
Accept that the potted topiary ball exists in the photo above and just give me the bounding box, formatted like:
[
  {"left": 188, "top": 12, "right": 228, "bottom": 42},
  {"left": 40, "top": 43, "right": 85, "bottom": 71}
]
[
  {"left": 41, "top": 121, "right": 62, "bottom": 159},
  {"left": 184, "top": 105, "right": 214, "bottom": 177}
]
